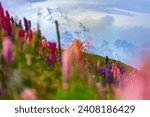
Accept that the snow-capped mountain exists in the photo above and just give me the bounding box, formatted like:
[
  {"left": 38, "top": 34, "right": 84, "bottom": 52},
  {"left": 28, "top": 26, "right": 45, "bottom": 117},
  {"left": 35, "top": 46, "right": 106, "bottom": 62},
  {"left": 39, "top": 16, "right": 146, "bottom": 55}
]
[
  {"left": 40, "top": 7, "right": 147, "bottom": 68},
  {"left": 41, "top": 8, "right": 95, "bottom": 45}
]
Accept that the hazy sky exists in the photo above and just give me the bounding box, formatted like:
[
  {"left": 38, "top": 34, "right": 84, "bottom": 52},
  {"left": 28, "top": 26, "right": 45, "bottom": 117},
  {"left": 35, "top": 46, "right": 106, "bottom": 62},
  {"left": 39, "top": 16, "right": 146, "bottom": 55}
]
[{"left": 1, "top": 0, "right": 150, "bottom": 47}]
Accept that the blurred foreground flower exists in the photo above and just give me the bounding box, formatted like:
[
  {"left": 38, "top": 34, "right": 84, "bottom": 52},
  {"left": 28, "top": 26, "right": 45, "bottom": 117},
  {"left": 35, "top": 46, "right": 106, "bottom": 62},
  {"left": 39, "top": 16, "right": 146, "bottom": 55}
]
[
  {"left": 2, "top": 36, "right": 12, "bottom": 64},
  {"left": 21, "top": 89, "right": 37, "bottom": 100},
  {"left": 62, "top": 47, "right": 72, "bottom": 89},
  {"left": 115, "top": 57, "right": 150, "bottom": 100},
  {"left": 62, "top": 39, "right": 83, "bottom": 89},
  {"left": 71, "top": 39, "right": 82, "bottom": 61},
  {"left": 0, "top": 3, "right": 4, "bottom": 17},
  {"left": 96, "top": 82, "right": 106, "bottom": 98}
]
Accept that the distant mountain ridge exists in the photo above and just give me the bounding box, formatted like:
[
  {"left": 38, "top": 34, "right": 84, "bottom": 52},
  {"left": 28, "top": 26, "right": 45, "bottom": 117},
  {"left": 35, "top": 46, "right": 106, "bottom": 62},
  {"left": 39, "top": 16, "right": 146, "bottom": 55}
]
[{"left": 40, "top": 7, "right": 147, "bottom": 68}]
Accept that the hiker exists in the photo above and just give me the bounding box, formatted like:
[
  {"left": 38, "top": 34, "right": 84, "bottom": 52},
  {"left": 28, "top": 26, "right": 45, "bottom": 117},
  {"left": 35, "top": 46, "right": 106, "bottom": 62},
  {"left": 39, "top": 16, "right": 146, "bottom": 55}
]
[{"left": 105, "top": 56, "right": 109, "bottom": 65}]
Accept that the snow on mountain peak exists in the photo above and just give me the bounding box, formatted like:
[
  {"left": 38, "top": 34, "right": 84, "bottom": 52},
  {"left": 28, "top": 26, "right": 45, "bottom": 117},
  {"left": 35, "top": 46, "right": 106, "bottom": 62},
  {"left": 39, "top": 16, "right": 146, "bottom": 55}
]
[{"left": 40, "top": 7, "right": 97, "bottom": 47}]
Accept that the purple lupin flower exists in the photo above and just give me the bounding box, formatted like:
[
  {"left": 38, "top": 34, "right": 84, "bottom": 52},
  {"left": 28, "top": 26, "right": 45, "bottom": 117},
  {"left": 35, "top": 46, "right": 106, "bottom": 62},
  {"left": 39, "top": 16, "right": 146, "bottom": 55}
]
[
  {"left": 10, "top": 16, "right": 14, "bottom": 24},
  {"left": 2, "top": 36, "right": 12, "bottom": 64},
  {"left": 101, "top": 80, "right": 106, "bottom": 87},
  {"left": 19, "top": 20, "right": 22, "bottom": 27},
  {"left": 23, "top": 17, "right": 28, "bottom": 31},
  {"left": 105, "top": 63, "right": 113, "bottom": 85},
  {"left": 28, "top": 20, "right": 31, "bottom": 28},
  {"left": 98, "top": 66, "right": 105, "bottom": 75},
  {"left": 45, "top": 53, "right": 51, "bottom": 66},
  {"left": 119, "top": 66, "right": 124, "bottom": 73}
]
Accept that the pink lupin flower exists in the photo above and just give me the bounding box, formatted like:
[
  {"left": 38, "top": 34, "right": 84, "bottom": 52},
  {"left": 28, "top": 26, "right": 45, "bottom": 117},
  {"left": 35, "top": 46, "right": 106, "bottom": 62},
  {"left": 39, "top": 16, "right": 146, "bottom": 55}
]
[
  {"left": 26, "top": 29, "right": 33, "bottom": 45},
  {"left": 96, "top": 60, "right": 100, "bottom": 71},
  {"left": 5, "top": 10, "right": 10, "bottom": 20},
  {"left": 2, "top": 36, "right": 12, "bottom": 64},
  {"left": 111, "top": 62, "right": 121, "bottom": 79},
  {"left": 41, "top": 37, "right": 47, "bottom": 47},
  {"left": 21, "top": 89, "right": 37, "bottom": 100},
  {"left": 18, "top": 28, "right": 25, "bottom": 39},
  {"left": 117, "top": 71, "right": 144, "bottom": 100},
  {"left": 41, "top": 38, "right": 57, "bottom": 62},
  {"left": 62, "top": 47, "right": 72, "bottom": 89},
  {"left": 71, "top": 39, "right": 82, "bottom": 61},
  {"left": 18, "top": 28, "right": 25, "bottom": 50},
  {"left": 37, "top": 46, "right": 43, "bottom": 54},
  {"left": 0, "top": 2, "right": 4, "bottom": 17},
  {"left": 48, "top": 41, "right": 56, "bottom": 62},
  {"left": 85, "top": 39, "right": 92, "bottom": 49},
  {"left": 96, "top": 82, "right": 106, "bottom": 98},
  {"left": 2, "top": 15, "right": 12, "bottom": 35},
  {"left": 115, "top": 56, "right": 150, "bottom": 100}
]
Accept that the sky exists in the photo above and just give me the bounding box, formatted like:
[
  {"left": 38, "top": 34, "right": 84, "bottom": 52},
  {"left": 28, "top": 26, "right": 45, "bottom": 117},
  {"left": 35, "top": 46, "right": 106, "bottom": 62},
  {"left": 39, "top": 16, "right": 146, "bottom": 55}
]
[{"left": 1, "top": 0, "right": 150, "bottom": 67}]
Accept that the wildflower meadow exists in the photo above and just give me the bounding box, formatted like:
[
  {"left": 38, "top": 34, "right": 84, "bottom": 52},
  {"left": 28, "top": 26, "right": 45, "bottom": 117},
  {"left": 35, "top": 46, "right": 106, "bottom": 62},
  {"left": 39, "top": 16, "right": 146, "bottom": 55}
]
[{"left": 0, "top": 3, "right": 150, "bottom": 100}]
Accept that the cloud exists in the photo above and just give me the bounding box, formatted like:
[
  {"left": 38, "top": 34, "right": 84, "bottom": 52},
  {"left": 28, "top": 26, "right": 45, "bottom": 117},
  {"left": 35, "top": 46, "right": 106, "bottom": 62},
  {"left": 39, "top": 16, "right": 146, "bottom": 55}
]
[
  {"left": 2, "top": 0, "right": 150, "bottom": 14},
  {"left": 104, "top": 0, "right": 150, "bottom": 14},
  {"left": 98, "top": 16, "right": 115, "bottom": 28},
  {"left": 70, "top": 11, "right": 150, "bottom": 47},
  {"left": 29, "top": 0, "right": 48, "bottom": 3},
  {"left": 76, "top": 0, "right": 150, "bottom": 14}
]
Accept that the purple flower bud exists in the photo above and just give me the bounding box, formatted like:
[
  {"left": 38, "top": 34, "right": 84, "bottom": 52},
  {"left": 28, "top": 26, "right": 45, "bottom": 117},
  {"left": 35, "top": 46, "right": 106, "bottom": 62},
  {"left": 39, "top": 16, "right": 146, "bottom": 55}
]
[
  {"left": 19, "top": 20, "right": 22, "bottom": 27},
  {"left": 28, "top": 20, "right": 31, "bottom": 28},
  {"left": 98, "top": 67, "right": 105, "bottom": 75},
  {"left": 119, "top": 66, "right": 124, "bottom": 73},
  {"left": 15, "top": 22, "right": 19, "bottom": 28},
  {"left": 45, "top": 54, "right": 51, "bottom": 66},
  {"left": 10, "top": 16, "right": 14, "bottom": 24},
  {"left": 23, "top": 17, "right": 28, "bottom": 31},
  {"left": 5, "top": 10, "right": 10, "bottom": 20}
]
